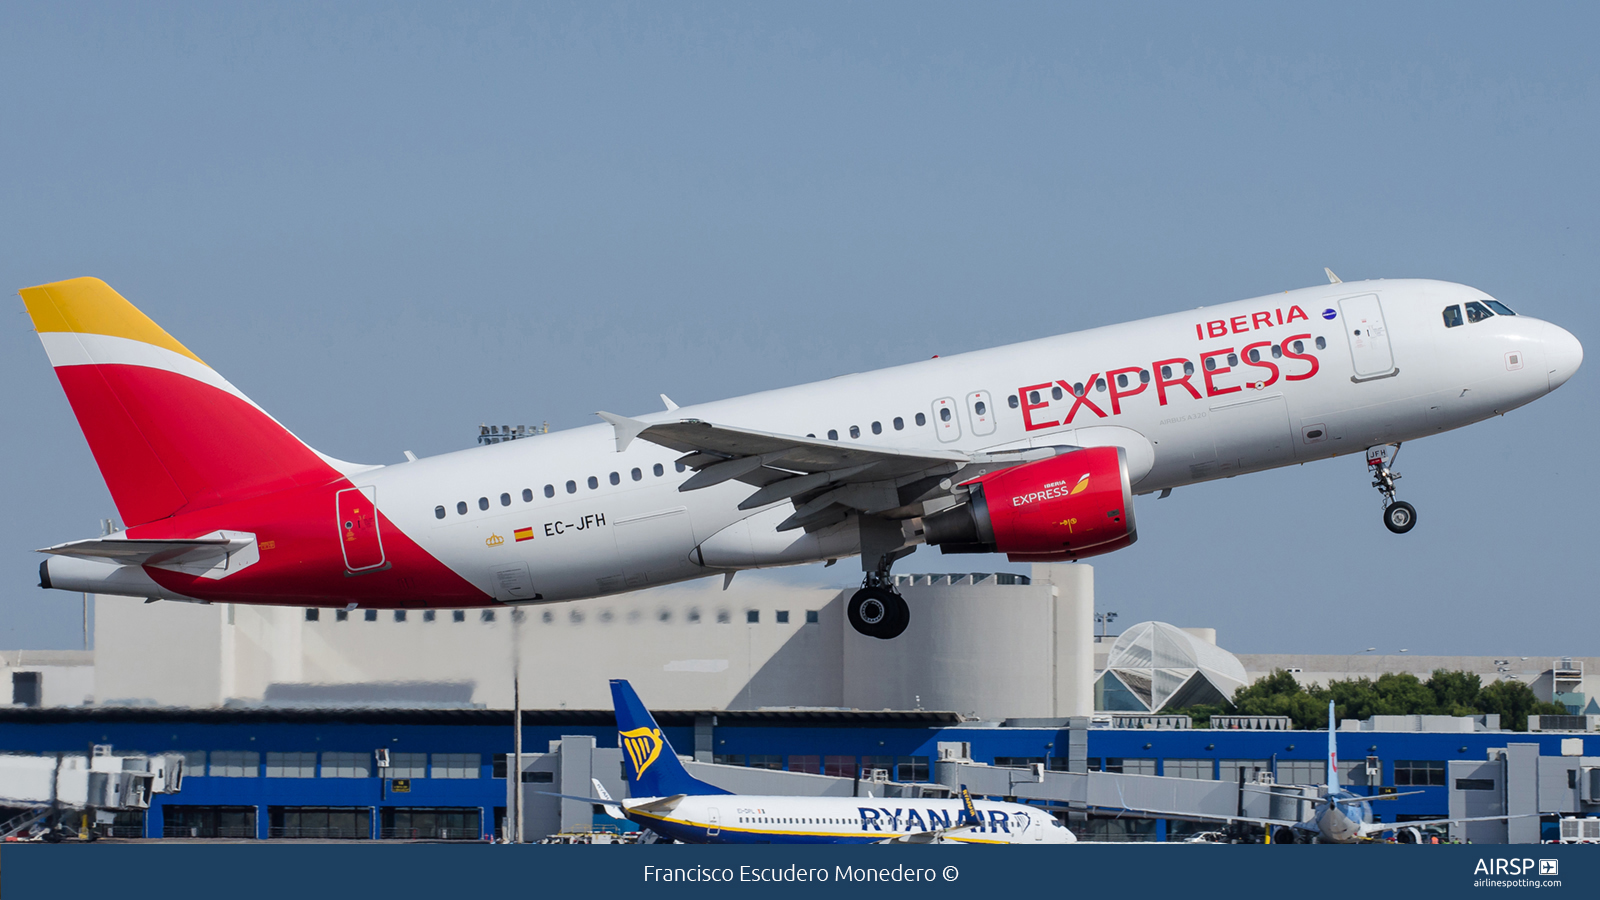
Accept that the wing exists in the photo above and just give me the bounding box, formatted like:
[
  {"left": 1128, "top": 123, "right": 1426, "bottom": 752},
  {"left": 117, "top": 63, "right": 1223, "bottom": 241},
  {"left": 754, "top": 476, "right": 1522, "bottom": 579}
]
[
  {"left": 1356, "top": 812, "right": 1538, "bottom": 838},
  {"left": 597, "top": 412, "right": 1063, "bottom": 532}
]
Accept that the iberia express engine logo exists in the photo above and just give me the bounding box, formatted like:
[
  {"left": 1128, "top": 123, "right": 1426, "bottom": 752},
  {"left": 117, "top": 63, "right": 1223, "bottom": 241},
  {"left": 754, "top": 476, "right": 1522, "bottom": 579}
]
[{"left": 621, "top": 726, "right": 663, "bottom": 777}]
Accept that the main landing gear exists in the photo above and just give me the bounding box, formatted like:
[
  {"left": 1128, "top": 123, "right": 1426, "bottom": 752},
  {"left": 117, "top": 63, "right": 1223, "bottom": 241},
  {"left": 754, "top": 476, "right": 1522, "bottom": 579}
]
[
  {"left": 851, "top": 566, "right": 915, "bottom": 637},
  {"left": 1367, "top": 443, "right": 1417, "bottom": 535}
]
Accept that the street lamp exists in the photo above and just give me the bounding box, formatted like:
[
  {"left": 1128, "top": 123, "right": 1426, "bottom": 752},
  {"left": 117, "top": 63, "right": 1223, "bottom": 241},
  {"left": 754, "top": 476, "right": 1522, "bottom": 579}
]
[{"left": 1095, "top": 612, "right": 1119, "bottom": 643}]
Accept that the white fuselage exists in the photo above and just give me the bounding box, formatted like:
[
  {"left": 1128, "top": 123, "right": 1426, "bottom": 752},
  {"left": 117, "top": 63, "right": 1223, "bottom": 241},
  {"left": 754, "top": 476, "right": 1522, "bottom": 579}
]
[
  {"left": 625, "top": 793, "right": 1076, "bottom": 844},
  {"left": 346, "top": 278, "right": 1580, "bottom": 604}
]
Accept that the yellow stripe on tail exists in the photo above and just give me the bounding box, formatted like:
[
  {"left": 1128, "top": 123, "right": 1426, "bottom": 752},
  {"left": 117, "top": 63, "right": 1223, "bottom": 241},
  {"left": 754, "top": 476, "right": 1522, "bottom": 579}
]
[{"left": 20, "top": 276, "right": 207, "bottom": 366}]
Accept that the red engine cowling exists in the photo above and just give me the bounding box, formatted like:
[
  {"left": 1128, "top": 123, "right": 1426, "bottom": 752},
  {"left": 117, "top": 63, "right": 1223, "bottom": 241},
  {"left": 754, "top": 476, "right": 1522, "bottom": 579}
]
[{"left": 921, "top": 446, "right": 1137, "bottom": 561}]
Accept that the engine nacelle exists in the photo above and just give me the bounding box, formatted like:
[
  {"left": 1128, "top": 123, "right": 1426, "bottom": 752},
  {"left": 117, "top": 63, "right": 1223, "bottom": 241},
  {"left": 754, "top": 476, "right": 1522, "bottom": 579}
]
[{"left": 921, "top": 446, "right": 1137, "bottom": 562}]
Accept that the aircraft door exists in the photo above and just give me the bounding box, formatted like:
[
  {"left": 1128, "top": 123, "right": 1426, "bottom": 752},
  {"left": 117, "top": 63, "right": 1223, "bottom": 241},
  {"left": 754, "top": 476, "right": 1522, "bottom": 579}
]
[
  {"left": 615, "top": 506, "right": 699, "bottom": 587},
  {"left": 965, "top": 390, "right": 996, "bottom": 436},
  {"left": 932, "top": 397, "right": 961, "bottom": 443},
  {"left": 706, "top": 807, "right": 720, "bottom": 836},
  {"left": 336, "top": 486, "right": 386, "bottom": 572},
  {"left": 1338, "top": 294, "right": 1397, "bottom": 379}
]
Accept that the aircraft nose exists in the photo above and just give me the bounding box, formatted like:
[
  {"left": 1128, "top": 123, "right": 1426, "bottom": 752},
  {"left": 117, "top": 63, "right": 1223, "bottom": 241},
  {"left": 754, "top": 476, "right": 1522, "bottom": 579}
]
[{"left": 1546, "top": 323, "right": 1584, "bottom": 391}]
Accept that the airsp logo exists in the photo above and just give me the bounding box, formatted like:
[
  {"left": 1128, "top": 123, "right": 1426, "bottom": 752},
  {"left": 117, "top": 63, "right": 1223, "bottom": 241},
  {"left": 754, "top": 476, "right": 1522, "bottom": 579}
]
[
  {"left": 621, "top": 726, "right": 663, "bottom": 777},
  {"left": 1539, "top": 859, "right": 1559, "bottom": 876}
]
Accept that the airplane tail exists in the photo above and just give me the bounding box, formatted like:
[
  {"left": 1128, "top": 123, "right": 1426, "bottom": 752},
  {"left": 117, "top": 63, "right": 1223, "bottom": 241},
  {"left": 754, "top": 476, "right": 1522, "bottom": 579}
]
[
  {"left": 20, "top": 277, "right": 359, "bottom": 527},
  {"left": 1327, "top": 700, "right": 1339, "bottom": 789},
  {"left": 610, "top": 679, "right": 729, "bottom": 798}
]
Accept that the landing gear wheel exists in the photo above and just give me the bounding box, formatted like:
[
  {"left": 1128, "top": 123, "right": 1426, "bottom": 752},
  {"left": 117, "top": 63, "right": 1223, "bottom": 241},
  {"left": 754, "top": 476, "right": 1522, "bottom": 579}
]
[
  {"left": 1383, "top": 501, "right": 1417, "bottom": 534},
  {"left": 848, "top": 586, "right": 909, "bottom": 640}
]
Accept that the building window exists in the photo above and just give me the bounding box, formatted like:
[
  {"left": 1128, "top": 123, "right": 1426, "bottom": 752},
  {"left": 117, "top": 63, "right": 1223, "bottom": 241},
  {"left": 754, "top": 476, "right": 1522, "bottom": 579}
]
[
  {"left": 321, "top": 752, "right": 370, "bottom": 778},
  {"left": 1098, "top": 758, "right": 1156, "bottom": 776},
  {"left": 746, "top": 610, "right": 759, "bottom": 623},
  {"left": 1163, "top": 759, "right": 1213, "bottom": 780},
  {"left": 180, "top": 751, "right": 206, "bottom": 775},
  {"left": 304, "top": 608, "right": 319, "bottom": 622},
  {"left": 431, "top": 753, "right": 480, "bottom": 779},
  {"left": 1275, "top": 760, "right": 1325, "bottom": 785},
  {"left": 386, "top": 752, "right": 427, "bottom": 779},
  {"left": 394, "top": 610, "right": 406, "bottom": 622},
  {"left": 163, "top": 805, "right": 256, "bottom": 838},
  {"left": 453, "top": 610, "right": 465, "bottom": 623},
  {"left": 481, "top": 610, "right": 495, "bottom": 622},
  {"left": 824, "top": 756, "right": 856, "bottom": 778},
  {"left": 265, "top": 752, "right": 317, "bottom": 778},
  {"left": 805, "top": 610, "right": 819, "bottom": 624},
  {"left": 209, "top": 751, "right": 259, "bottom": 778},
  {"left": 897, "top": 756, "right": 929, "bottom": 782},
  {"left": 775, "top": 610, "right": 790, "bottom": 624},
  {"left": 714, "top": 754, "right": 745, "bottom": 766},
  {"left": 1456, "top": 778, "right": 1496, "bottom": 791},
  {"left": 423, "top": 610, "right": 435, "bottom": 622},
  {"left": 1219, "top": 759, "right": 1272, "bottom": 782},
  {"left": 380, "top": 807, "right": 480, "bottom": 841},
  {"left": 715, "top": 609, "right": 730, "bottom": 623},
  {"left": 335, "top": 609, "right": 349, "bottom": 622},
  {"left": 364, "top": 609, "right": 378, "bottom": 622},
  {"left": 269, "top": 806, "right": 371, "bottom": 840},
  {"left": 748, "top": 755, "right": 782, "bottom": 770},
  {"left": 1394, "top": 760, "right": 1447, "bottom": 787},
  {"left": 788, "top": 755, "right": 821, "bottom": 775}
]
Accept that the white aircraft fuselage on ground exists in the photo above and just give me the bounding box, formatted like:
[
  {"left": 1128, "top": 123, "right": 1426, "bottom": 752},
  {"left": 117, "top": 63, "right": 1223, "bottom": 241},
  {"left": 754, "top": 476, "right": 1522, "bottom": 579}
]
[{"left": 27, "top": 276, "right": 1581, "bottom": 636}]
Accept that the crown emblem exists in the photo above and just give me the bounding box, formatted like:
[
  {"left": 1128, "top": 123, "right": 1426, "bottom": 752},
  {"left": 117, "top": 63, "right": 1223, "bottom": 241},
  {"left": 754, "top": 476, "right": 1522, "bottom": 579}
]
[{"left": 485, "top": 533, "right": 504, "bottom": 547}]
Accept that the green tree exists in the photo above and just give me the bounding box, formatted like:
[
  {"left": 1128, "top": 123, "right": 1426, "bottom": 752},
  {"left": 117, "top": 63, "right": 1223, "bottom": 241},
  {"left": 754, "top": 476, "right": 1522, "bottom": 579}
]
[
  {"left": 1478, "top": 679, "right": 1569, "bottom": 731},
  {"left": 1427, "top": 669, "right": 1483, "bottom": 714}
]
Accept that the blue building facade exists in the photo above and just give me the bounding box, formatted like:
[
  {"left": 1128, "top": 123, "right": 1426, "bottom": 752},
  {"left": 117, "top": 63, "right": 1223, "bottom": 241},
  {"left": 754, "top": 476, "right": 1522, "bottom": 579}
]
[{"left": 1, "top": 708, "right": 1593, "bottom": 840}]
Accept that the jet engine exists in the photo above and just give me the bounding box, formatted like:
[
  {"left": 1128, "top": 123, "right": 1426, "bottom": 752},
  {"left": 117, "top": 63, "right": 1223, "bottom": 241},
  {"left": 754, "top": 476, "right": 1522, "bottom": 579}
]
[{"left": 921, "top": 446, "right": 1137, "bottom": 561}]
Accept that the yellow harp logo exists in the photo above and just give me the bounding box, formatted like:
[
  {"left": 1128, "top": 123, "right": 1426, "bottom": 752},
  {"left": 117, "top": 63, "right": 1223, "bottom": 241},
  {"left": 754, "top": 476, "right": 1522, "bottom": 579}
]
[{"left": 620, "top": 726, "right": 663, "bottom": 777}]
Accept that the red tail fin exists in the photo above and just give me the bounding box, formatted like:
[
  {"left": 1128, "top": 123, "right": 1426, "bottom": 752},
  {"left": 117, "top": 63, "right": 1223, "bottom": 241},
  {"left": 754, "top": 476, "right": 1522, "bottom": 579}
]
[{"left": 21, "top": 277, "right": 350, "bottom": 527}]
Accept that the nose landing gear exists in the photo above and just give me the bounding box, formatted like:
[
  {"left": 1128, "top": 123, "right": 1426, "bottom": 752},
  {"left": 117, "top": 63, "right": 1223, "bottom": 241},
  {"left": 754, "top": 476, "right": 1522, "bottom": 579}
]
[{"left": 1367, "top": 443, "right": 1417, "bottom": 534}]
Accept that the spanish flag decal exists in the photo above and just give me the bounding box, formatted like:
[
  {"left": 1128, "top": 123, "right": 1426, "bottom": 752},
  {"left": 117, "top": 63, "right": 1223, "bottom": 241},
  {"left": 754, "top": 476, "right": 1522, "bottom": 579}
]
[{"left": 514, "top": 527, "right": 534, "bottom": 542}]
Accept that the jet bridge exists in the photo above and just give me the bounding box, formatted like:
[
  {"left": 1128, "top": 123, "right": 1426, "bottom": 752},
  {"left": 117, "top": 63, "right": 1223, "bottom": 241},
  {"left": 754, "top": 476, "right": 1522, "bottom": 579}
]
[{"left": 0, "top": 745, "right": 184, "bottom": 841}]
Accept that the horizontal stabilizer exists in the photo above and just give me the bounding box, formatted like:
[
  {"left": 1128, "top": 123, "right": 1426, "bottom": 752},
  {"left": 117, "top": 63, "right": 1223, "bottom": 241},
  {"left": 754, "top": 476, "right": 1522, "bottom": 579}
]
[{"left": 39, "top": 536, "right": 232, "bottom": 565}]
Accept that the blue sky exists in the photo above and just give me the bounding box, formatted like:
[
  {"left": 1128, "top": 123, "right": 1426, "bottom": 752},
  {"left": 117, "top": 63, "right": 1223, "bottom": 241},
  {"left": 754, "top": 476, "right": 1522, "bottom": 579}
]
[{"left": 1, "top": 3, "right": 1595, "bottom": 655}]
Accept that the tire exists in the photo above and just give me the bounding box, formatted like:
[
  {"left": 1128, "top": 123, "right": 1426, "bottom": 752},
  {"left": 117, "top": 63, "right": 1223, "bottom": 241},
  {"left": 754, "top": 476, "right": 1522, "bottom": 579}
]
[
  {"left": 1383, "top": 500, "right": 1417, "bottom": 534},
  {"left": 848, "top": 587, "right": 907, "bottom": 640}
]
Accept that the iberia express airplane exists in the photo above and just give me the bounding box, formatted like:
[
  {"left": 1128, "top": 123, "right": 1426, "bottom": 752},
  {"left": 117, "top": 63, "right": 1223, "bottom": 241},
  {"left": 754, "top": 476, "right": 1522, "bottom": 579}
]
[{"left": 23, "top": 275, "right": 1581, "bottom": 639}]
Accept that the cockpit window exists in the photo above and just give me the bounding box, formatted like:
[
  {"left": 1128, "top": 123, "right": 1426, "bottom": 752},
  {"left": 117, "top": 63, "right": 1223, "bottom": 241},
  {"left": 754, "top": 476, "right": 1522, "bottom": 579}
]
[
  {"left": 1442, "top": 305, "right": 1463, "bottom": 328},
  {"left": 1465, "top": 301, "right": 1494, "bottom": 323},
  {"left": 1484, "top": 300, "right": 1516, "bottom": 316}
]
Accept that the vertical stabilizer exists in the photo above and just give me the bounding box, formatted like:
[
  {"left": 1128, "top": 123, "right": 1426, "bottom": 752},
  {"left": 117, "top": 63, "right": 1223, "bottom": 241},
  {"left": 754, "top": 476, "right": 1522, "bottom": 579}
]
[
  {"left": 609, "top": 679, "right": 728, "bottom": 797},
  {"left": 1327, "top": 700, "right": 1339, "bottom": 790}
]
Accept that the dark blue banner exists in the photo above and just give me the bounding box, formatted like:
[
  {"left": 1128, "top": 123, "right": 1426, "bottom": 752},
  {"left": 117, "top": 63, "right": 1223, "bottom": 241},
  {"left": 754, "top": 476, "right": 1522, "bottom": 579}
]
[{"left": 3, "top": 844, "right": 1596, "bottom": 899}]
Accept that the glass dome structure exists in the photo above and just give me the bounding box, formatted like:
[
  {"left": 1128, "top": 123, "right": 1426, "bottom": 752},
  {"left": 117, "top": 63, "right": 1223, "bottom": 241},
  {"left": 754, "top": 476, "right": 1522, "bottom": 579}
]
[{"left": 1094, "top": 621, "right": 1248, "bottom": 713}]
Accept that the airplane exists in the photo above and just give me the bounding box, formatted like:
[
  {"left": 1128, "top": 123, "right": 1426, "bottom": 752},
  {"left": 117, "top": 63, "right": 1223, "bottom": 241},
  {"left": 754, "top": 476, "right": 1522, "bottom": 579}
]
[
  {"left": 542, "top": 679, "right": 1076, "bottom": 844},
  {"left": 23, "top": 274, "right": 1582, "bottom": 638},
  {"left": 1092, "top": 701, "right": 1530, "bottom": 844}
]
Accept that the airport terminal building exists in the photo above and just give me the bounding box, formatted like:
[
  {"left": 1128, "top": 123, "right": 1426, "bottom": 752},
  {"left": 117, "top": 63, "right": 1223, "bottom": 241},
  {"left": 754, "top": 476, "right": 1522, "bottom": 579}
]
[{"left": 2, "top": 565, "right": 1597, "bottom": 843}]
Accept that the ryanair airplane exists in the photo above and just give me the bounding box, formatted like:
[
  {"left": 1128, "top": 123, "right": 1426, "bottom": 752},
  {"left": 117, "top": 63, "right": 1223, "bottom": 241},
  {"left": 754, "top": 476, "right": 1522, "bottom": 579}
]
[
  {"left": 24, "top": 275, "right": 1580, "bottom": 638},
  {"left": 576, "top": 680, "right": 1076, "bottom": 844}
]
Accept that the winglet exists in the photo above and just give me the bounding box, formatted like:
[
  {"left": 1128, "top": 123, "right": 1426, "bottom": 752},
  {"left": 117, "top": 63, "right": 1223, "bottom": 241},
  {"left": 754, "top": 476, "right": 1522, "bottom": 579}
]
[
  {"left": 660, "top": 394, "right": 679, "bottom": 411},
  {"left": 1325, "top": 267, "right": 1342, "bottom": 284},
  {"left": 596, "top": 412, "right": 650, "bottom": 452},
  {"left": 959, "top": 785, "right": 981, "bottom": 826}
]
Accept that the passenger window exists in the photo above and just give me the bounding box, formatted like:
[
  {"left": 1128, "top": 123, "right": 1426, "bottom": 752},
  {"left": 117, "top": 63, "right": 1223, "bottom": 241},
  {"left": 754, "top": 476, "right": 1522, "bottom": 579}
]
[
  {"left": 1315, "top": 336, "right": 1326, "bottom": 350},
  {"left": 1095, "top": 378, "right": 1105, "bottom": 392},
  {"left": 1051, "top": 386, "right": 1063, "bottom": 401},
  {"left": 975, "top": 400, "right": 988, "bottom": 415},
  {"left": 457, "top": 501, "right": 468, "bottom": 515},
  {"left": 522, "top": 488, "right": 533, "bottom": 502},
  {"left": 478, "top": 497, "right": 489, "bottom": 511},
  {"left": 1139, "top": 369, "right": 1150, "bottom": 383},
  {"left": 1465, "top": 301, "right": 1494, "bottom": 323},
  {"left": 939, "top": 407, "right": 951, "bottom": 422},
  {"left": 1226, "top": 353, "right": 1238, "bottom": 367},
  {"left": 500, "top": 493, "right": 511, "bottom": 507},
  {"left": 631, "top": 468, "right": 642, "bottom": 481},
  {"left": 1204, "top": 356, "right": 1216, "bottom": 371},
  {"left": 849, "top": 425, "right": 860, "bottom": 438},
  {"left": 871, "top": 421, "right": 882, "bottom": 434},
  {"left": 1293, "top": 340, "right": 1305, "bottom": 353},
  {"left": 1116, "top": 373, "right": 1128, "bottom": 389},
  {"left": 587, "top": 476, "right": 599, "bottom": 490},
  {"left": 1484, "top": 300, "right": 1516, "bottom": 316},
  {"left": 1443, "top": 305, "right": 1464, "bottom": 328},
  {"left": 609, "top": 472, "right": 620, "bottom": 485},
  {"left": 1271, "top": 344, "right": 1282, "bottom": 358},
  {"left": 1248, "top": 348, "right": 1260, "bottom": 363},
  {"left": 893, "top": 416, "right": 905, "bottom": 430},
  {"left": 915, "top": 412, "right": 926, "bottom": 426},
  {"left": 653, "top": 463, "right": 664, "bottom": 477},
  {"left": 828, "top": 429, "right": 839, "bottom": 440},
  {"left": 1072, "top": 382, "right": 1084, "bottom": 396},
  {"left": 675, "top": 462, "right": 686, "bottom": 472},
  {"left": 566, "top": 481, "right": 577, "bottom": 494},
  {"left": 1007, "top": 395, "right": 1019, "bottom": 409},
  {"left": 544, "top": 484, "right": 555, "bottom": 498},
  {"left": 434, "top": 506, "right": 446, "bottom": 519},
  {"left": 1183, "top": 361, "right": 1194, "bottom": 376},
  {"left": 1160, "top": 365, "right": 1171, "bottom": 379},
  {"left": 1028, "top": 390, "right": 1040, "bottom": 404}
]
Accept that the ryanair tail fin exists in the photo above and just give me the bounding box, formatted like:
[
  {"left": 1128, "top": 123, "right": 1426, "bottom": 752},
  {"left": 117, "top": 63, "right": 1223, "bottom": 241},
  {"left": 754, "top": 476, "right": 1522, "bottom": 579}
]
[
  {"left": 610, "top": 679, "right": 729, "bottom": 798},
  {"left": 20, "top": 277, "right": 364, "bottom": 527}
]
